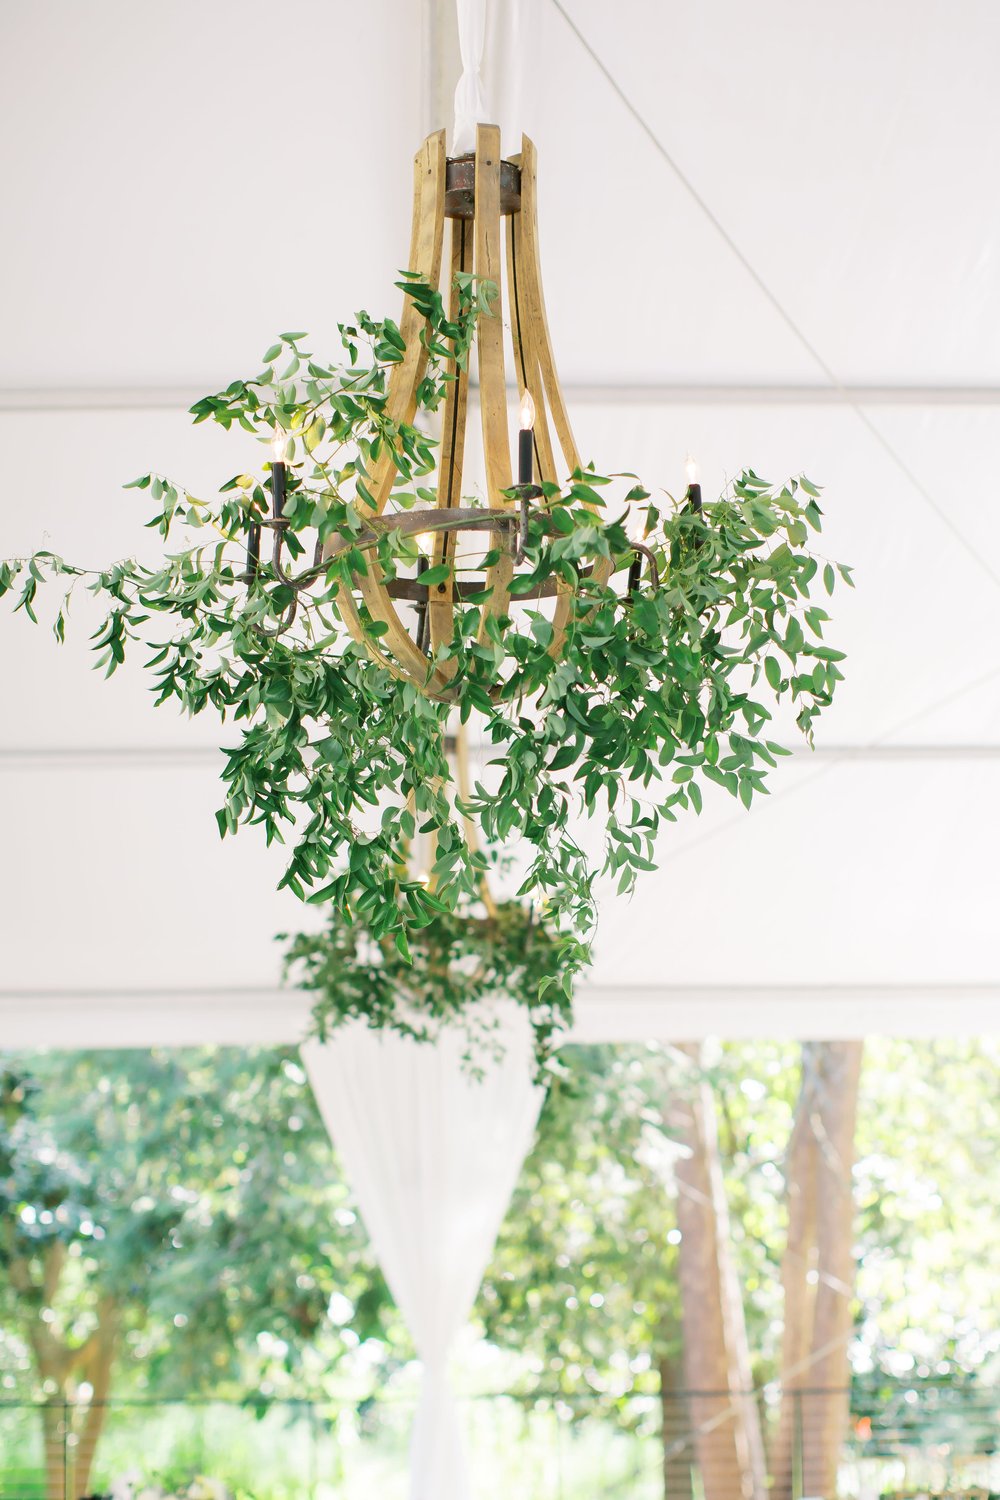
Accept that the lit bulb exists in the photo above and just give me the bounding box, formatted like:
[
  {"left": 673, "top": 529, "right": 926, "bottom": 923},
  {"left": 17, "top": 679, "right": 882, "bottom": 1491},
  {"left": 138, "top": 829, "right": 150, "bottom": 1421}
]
[
  {"left": 519, "top": 388, "right": 536, "bottom": 431},
  {"left": 271, "top": 428, "right": 290, "bottom": 464},
  {"left": 684, "top": 454, "right": 700, "bottom": 487}
]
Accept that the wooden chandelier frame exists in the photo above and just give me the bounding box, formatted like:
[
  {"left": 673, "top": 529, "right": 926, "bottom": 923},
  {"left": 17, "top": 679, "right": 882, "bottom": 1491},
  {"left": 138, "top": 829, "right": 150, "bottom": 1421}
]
[{"left": 322, "top": 125, "right": 615, "bottom": 702}]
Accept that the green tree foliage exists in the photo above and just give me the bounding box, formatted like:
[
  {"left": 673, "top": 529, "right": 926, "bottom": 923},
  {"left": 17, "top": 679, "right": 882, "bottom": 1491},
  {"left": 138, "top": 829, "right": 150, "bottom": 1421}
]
[
  {"left": 480, "top": 1039, "right": 1000, "bottom": 1398},
  {"left": 853, "top": 1038, "right": 1000, "bottom": 1381},
  {"left": 0, "top": 1050, "right": 397, "bottom": 1495},
  {"left": 4, "top": 1039, "right": 997, "bottom": 1495},
  {"left": 480, "top": 1043, "right": 800, "bottom": 1409},
  {"left": 285, "top": 900, "right": 575, "bottom": 1072}
]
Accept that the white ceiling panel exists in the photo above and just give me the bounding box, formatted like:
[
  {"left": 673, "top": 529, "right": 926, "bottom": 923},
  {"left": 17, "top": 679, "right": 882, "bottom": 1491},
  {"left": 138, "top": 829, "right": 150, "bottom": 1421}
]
[
  {"left": 588, "top": 756, "right": 1000, "bottom": 988},
  {"left": 0, "top": 762, "right": 309, "bottom": 994},
  {"left": 527, "top": 0, "right": 1000, "bottom": 386},
  {"left": 0, "top": 757, "right": 996, "bottom": 1003},
  {"left": 0, "top": 1, "right": 422, "bottom": 389}
]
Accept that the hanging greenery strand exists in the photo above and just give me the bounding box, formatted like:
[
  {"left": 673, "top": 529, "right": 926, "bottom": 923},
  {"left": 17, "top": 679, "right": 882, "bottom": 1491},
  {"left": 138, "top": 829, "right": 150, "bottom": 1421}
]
[{"left": 0, "top": 275, "right": 851, "bottom": 1006}]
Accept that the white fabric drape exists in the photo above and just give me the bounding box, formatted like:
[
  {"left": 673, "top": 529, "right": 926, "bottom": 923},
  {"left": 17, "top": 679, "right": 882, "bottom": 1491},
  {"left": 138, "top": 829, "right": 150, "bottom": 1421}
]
[
  {"left": 452, "top": 0, "right": 488, "bottom": 153},
  {"left": 483, "top": 0, "right": 538, "bottom": 149},
  {"left": 302, "top": 1008, "right": 543, "bottom": 1500},
  {"left": 451, "top": 0, "right": 539, "bottom": 155}
]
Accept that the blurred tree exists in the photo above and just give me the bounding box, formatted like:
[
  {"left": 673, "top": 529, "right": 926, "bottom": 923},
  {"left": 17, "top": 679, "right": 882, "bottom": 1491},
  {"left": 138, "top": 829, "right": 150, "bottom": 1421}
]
[
  {"left": 481, "top": 1042, "right": 795, "bottom": 1499},
  {"left": 0, "top": 1049, "right": 390, "bottom": 1499},
  {"left": 3, "top": 1037, "right": 998, "bottom": 1500},
  {"left": 669, "top": 1044, "right": 766, "bottom": 1500},
  {"left": 852, "top": 1038, "right": 1000, "bottom": 1381},
  {"left": 771, "top": 1041, "right": 864, "bottom": 1500}
]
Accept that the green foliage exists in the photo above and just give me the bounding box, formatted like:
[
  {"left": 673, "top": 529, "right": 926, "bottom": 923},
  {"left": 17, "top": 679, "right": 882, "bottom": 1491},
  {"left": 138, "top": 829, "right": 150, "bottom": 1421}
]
[
  {"left": 480, "top": 1042, "right": 800, "bottom": 1410},
  {"left": 853, "top": 1038, "right": 1000, "bottom": 1381},
  {"left": 3, "top": 1040, "right": 999, "bottom": 1488},
  {"left": 0, "top": 1050, "right": 394, "bottom": 1402},
  {"left": 481, "top": 1039, "right": 1000, "bottom": 1407},
  {"left": 284, "top": 900, "right": 578, "bottom": 1073},
  {"left": 0, "top": 275, "right": 849, "bottom": 1032},
  {"left": 481, "top": 1045, "right": 680, "bottom": 1414}
]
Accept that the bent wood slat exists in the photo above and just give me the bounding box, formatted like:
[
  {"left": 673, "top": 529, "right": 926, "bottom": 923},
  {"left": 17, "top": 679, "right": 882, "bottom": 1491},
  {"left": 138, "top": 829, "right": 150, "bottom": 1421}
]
[
  {"left": 336, "top": 131, "right": 451, "bottom": 694},
  {"left": 336, "top": 581, "right": 456, "bottom": 702},
  {"left": 506, "top": 155, "right": 556, "bottom": 487},
  {"left": 516, "top": 134, "right": 613, "bottom": 657},
  {"left": 334, "top": 584, "right": 412, "bottom": 687},
  {"left": 361, "top": 129, "right": 447, "bottom": 520},
  {"left": 516, "top": 135, "right": 581, "bottom": 478},
  {"left": 474, "top": 124, "right": 516, "bottom": 641},
  {"left": 430, "top": 215, "right": 473, "bottom": 659},
  {"left": 475, "top": 126, "right": 513, "bottom": 505}
]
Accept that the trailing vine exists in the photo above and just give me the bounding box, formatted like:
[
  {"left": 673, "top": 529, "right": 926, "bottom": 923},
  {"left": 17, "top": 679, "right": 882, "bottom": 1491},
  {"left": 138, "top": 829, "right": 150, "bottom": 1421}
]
[
  {"left": 285, "top": 899, "right": 576, "bottom": 1075},
  {"left": 0, "top": 272, "right": 851, "bottom": 1019}
]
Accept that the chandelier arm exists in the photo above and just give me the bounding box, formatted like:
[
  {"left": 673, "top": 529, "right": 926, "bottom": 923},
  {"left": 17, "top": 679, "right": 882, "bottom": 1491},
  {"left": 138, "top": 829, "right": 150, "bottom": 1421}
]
[
  {"left": 627, "top": 542, "right": 661, "bottom": 591},
  {"left": 322, "top": 508, "right": 520, "bottom": 560},
  {"left": 474, "top": 124, "right": 516, "bottom": 644},
  {"left": 251, "top": 595, "right": 299, "bottom": 640},
  {"left": 268, "top": 518, "right": 324, "bottom": 595}
]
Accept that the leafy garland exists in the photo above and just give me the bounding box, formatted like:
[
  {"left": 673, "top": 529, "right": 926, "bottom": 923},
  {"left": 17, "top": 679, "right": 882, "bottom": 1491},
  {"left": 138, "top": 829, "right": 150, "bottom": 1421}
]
[
  {"left": 0, "top": 272, "right": 851, "bottom": 1021},
  {"left": 285, "top": 899, "right": 575, "bottom": 1075}
]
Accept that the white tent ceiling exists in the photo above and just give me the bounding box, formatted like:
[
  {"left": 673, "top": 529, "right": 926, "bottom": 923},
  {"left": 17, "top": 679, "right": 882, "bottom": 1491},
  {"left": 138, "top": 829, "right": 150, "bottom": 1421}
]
[{"left": 2, "top": 0, "right": 998, "bottom": 1047}]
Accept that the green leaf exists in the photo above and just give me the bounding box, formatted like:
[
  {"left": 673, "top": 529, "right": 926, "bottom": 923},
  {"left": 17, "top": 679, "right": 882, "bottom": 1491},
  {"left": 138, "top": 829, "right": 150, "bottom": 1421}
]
[
  {"left": 530, "top": 616, "right": 554, "bottom": 649},
  {"left": 304, "top": 418, "right": 326, "bottom": 453}
]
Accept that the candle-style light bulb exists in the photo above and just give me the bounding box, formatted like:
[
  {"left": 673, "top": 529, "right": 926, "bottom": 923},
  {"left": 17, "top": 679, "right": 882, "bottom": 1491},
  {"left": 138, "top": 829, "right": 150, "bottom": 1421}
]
[
  {"left": 245, "top": 517, "right": 261, "bottom": 583},
  {"left": 684, "top": 453, "right": 703, "bottom": 514},
  {"left": 270, "top": 427, "right": 289, "bottom": 518},
  {"left": 518, "top": 389, "right": 536, "bottom": 486}
]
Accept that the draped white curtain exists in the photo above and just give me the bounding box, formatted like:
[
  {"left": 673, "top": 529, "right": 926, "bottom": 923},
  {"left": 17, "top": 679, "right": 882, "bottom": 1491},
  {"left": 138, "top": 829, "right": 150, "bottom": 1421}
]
[
  {"left": 483, "top": 0, "right": 538, "bottom": 149},
  {"left": 452, "top": 0, "right": 488, "bottom": 153},
  {"left": 452, "top": 0, "right": 539, "bottom": 152},
  {"left": 302, "top": 1007, "right": 544, "bottom": 1500}
]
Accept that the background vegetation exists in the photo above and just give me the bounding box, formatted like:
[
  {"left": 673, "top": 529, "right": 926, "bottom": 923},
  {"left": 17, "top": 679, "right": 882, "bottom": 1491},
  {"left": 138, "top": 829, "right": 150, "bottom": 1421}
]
[{"left": 1, "top": 1039, "right": 997, "bottom": 1498}]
